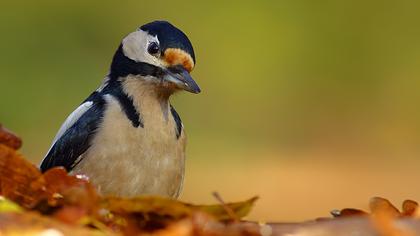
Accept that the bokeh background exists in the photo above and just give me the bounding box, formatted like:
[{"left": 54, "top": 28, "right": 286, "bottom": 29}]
[{"left": 1, "top": 0, "right": 420, "bottom": 221}]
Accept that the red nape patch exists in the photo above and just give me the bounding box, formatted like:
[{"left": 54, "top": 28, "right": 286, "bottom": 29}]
[{"left": 164, "top": 48, "right": 194, "bottom": 72}]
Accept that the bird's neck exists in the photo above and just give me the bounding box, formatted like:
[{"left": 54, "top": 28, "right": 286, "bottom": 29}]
[{"left": 120, "top": 76, "right": 172, "bottom": 120}]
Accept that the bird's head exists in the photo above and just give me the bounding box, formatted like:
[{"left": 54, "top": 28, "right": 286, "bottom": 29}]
[{"left": 109, "top": 21, "right": 200, "bottom": 94}]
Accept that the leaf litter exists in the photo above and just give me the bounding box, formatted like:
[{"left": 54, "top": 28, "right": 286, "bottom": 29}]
[
  {"left": 0, "top": 124, "right": 259, "bottom": 235},
  {"left": 2, "top": 124, "right": 420, "bottom": 235}
]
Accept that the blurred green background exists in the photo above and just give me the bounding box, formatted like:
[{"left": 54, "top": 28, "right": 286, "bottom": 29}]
[{"left": 1, "top": 0, "right": 420, "bottom": 221}]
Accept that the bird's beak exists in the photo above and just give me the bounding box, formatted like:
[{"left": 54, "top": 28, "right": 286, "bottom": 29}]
[{"left": 163, "top": 65, "right": 201, "bottom": 94}]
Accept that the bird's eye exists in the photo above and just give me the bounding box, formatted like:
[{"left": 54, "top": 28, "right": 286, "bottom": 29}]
[{"left": 147, "top": 42, "right": 160, "bottom": 55}]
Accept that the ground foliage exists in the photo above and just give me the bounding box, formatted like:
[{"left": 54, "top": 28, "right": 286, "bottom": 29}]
[
  {"left": 0, "top": 124, "right": 260, "bottom": 235},
  {"left": 2, "top": 124, "right": 420, "bottom": 235}
]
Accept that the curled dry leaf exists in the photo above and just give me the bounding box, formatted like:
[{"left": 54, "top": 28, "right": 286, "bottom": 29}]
[
  {"left": 0, "top": 211, "right": 114, "bottom": 236},
  {"left": 0, "top": 142, "right": 97, "bottom": 211},
  {"left": 333, "top": 198, "right": 420, "bottom": 220},
  {"left": 370, "top": 209, "right": 415, "bottom": 236},
  {"left": 369, "top": 197, "right": 401, "bottom": 218},
  {"left": 193, "top": 196, "right": 258, "bottom": 221},
  {"left": 329, "top": 197, "right": 420, "bottom": 235},
  {"left": 0, "top": 143, "right": 47, "bottom": 208},
  {"left": 402, "top": 200, "right": 418, "bottom": 217},
  {"left": 98, "top": 196, "right": 258, "bottom": 234},
  {"left": 332, "top": 208, "right": 368, "bottom": 218},
  {"left": 101, "top": 195, "right": 258, "bottom": 221},
  {"left": 42, "top": 167, "right": 98, "bottom": 209},
  {"left": 0, "top": 124, "right": 22, "bottom": 150}
]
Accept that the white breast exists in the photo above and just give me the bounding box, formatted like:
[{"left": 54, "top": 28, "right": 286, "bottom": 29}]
[{"left": 71, "top": 93, "right": 186, "bottom": 198}]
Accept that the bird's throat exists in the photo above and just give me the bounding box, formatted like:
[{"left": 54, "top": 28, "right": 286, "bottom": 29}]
[{"left": 122, "top": 77, "right": 172, "bottom": 123}]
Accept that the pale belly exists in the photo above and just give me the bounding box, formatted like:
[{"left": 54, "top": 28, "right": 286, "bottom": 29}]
[{"left": 71, "top": 96, "right": 186, "bottom": 198}]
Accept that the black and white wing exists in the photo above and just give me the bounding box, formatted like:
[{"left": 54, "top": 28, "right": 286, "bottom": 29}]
[{"left": 40, "top": 92, "right": 105, "bottom": 172}]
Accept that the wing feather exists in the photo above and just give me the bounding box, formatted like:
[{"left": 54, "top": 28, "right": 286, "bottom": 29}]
[{"left": 40, "top": 92, "right": 105, "bottom": 172}]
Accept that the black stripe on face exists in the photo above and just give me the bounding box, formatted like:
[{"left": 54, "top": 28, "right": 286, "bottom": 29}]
[
  {"left": 102, "top": 79, "right": 144, "bottom": 128},
  {"left": 109, "top": 44, "right": 164, "bottom": 80}
]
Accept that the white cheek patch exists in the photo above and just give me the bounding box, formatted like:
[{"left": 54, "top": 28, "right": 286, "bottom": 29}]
[
  {"left": 122, "top": 31, "right": 146, "bottom": 62},
  {"left": 121, "top": 30, "right": 162, "bottom": 67}
]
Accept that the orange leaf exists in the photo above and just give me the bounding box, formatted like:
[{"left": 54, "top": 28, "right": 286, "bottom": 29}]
[
  {"left": 43, "top": 167, "right": 98, "bottom": 209},
  {"left": 0, "top": 144, "right": 47, "bottom": 208},
  {"left": 332, "top": 208, "right": 368, "bottom": 218},
  {"left": 369, "top": 197, "right": 400, "bottom": 218},
  {"left": 0, "top": 124, "right": 22, "bottom": 150},
  {"left": 402, "top": 200, "right": 418, "bottom": 217}
]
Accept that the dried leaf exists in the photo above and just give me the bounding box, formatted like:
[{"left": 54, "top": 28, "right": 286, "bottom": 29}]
[
  {"left": 52, "top": 206, "right": 90, "bottom": 225},
  {"left": 193, "top": 196, "right": 258, "bottom": 221},
  {"left": 0, "top": 142, "right": 97, "bottom": 212},
  {"left": 189, "top": 212, "right": 260, "bottom": 236},
  {"left": 0, "top": 124, "right": 22, "bottom": 150},
  {"left": 101, "top": 196, "right": 192, "bottom": 219},
  {"left": 0, "top": 143, "right": 47, "bottom": 208},
  {"left": 0, "top": 211, "right": 112, "bottom": 236},
  {"left": 402, "top": 200, "right": 418, "bottom": 217},
  {"left": 42, "top": 167, "right": 98, "bottom": 209},
  {"left": 369, "top": 197, "right": 401, "bottom": 218},
  {"left": 101, "top": 195, "right": 257, "bottom": 222},
  {"left": 331, "top": 208, "right": 368, "bottom": 218},
  {"left": 371, "top": 210, "right": 414, "bottom": 236}
]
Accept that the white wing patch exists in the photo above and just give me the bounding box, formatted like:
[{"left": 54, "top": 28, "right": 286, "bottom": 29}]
[
  {"left": 52, "top": 101, "right": 94, "bottom": 143},
  {"left": 43, "top": 101, "right": 93, "bottom": 160}
]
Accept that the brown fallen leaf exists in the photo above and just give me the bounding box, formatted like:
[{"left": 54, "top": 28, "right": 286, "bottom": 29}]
[
  {"left": 370, "top": 197, "right": 401, "bottom": 218},
  {"left": 101, "top": 195, "right": 258, "bottom": 222},
  {"left": 330, "top": 198, "right": 418, "bottom": 235},
  {"left": 332, "top": 208, "right": 368, "bottom": 218},
  {"left": 370, "top": 210, "right": 415, "bottom": 236},
  {"left": 42, "top": 167, "right": 98, "bottom": 209},
  {"left": 402, "top": 200, "right": 418, "bottom": 217},
  {"left": 193, "top": 196, "right": 258, "bottom": 221},
  {"left": 0, "top": 143, "right": 47, "bottom": 208},
  {"left": 0, "top": 141, "right": 97, "bottom": 212},
  {"left": 0, "top": 211, "right": 114, "bottom": 236},
  {"left": 0, "top": 124, "right": 22, "bottom": 150}
]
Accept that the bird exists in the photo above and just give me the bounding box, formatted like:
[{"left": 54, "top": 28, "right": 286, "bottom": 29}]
[{"left": 40, "top": 21, "right": 200, "bottom": 198}]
